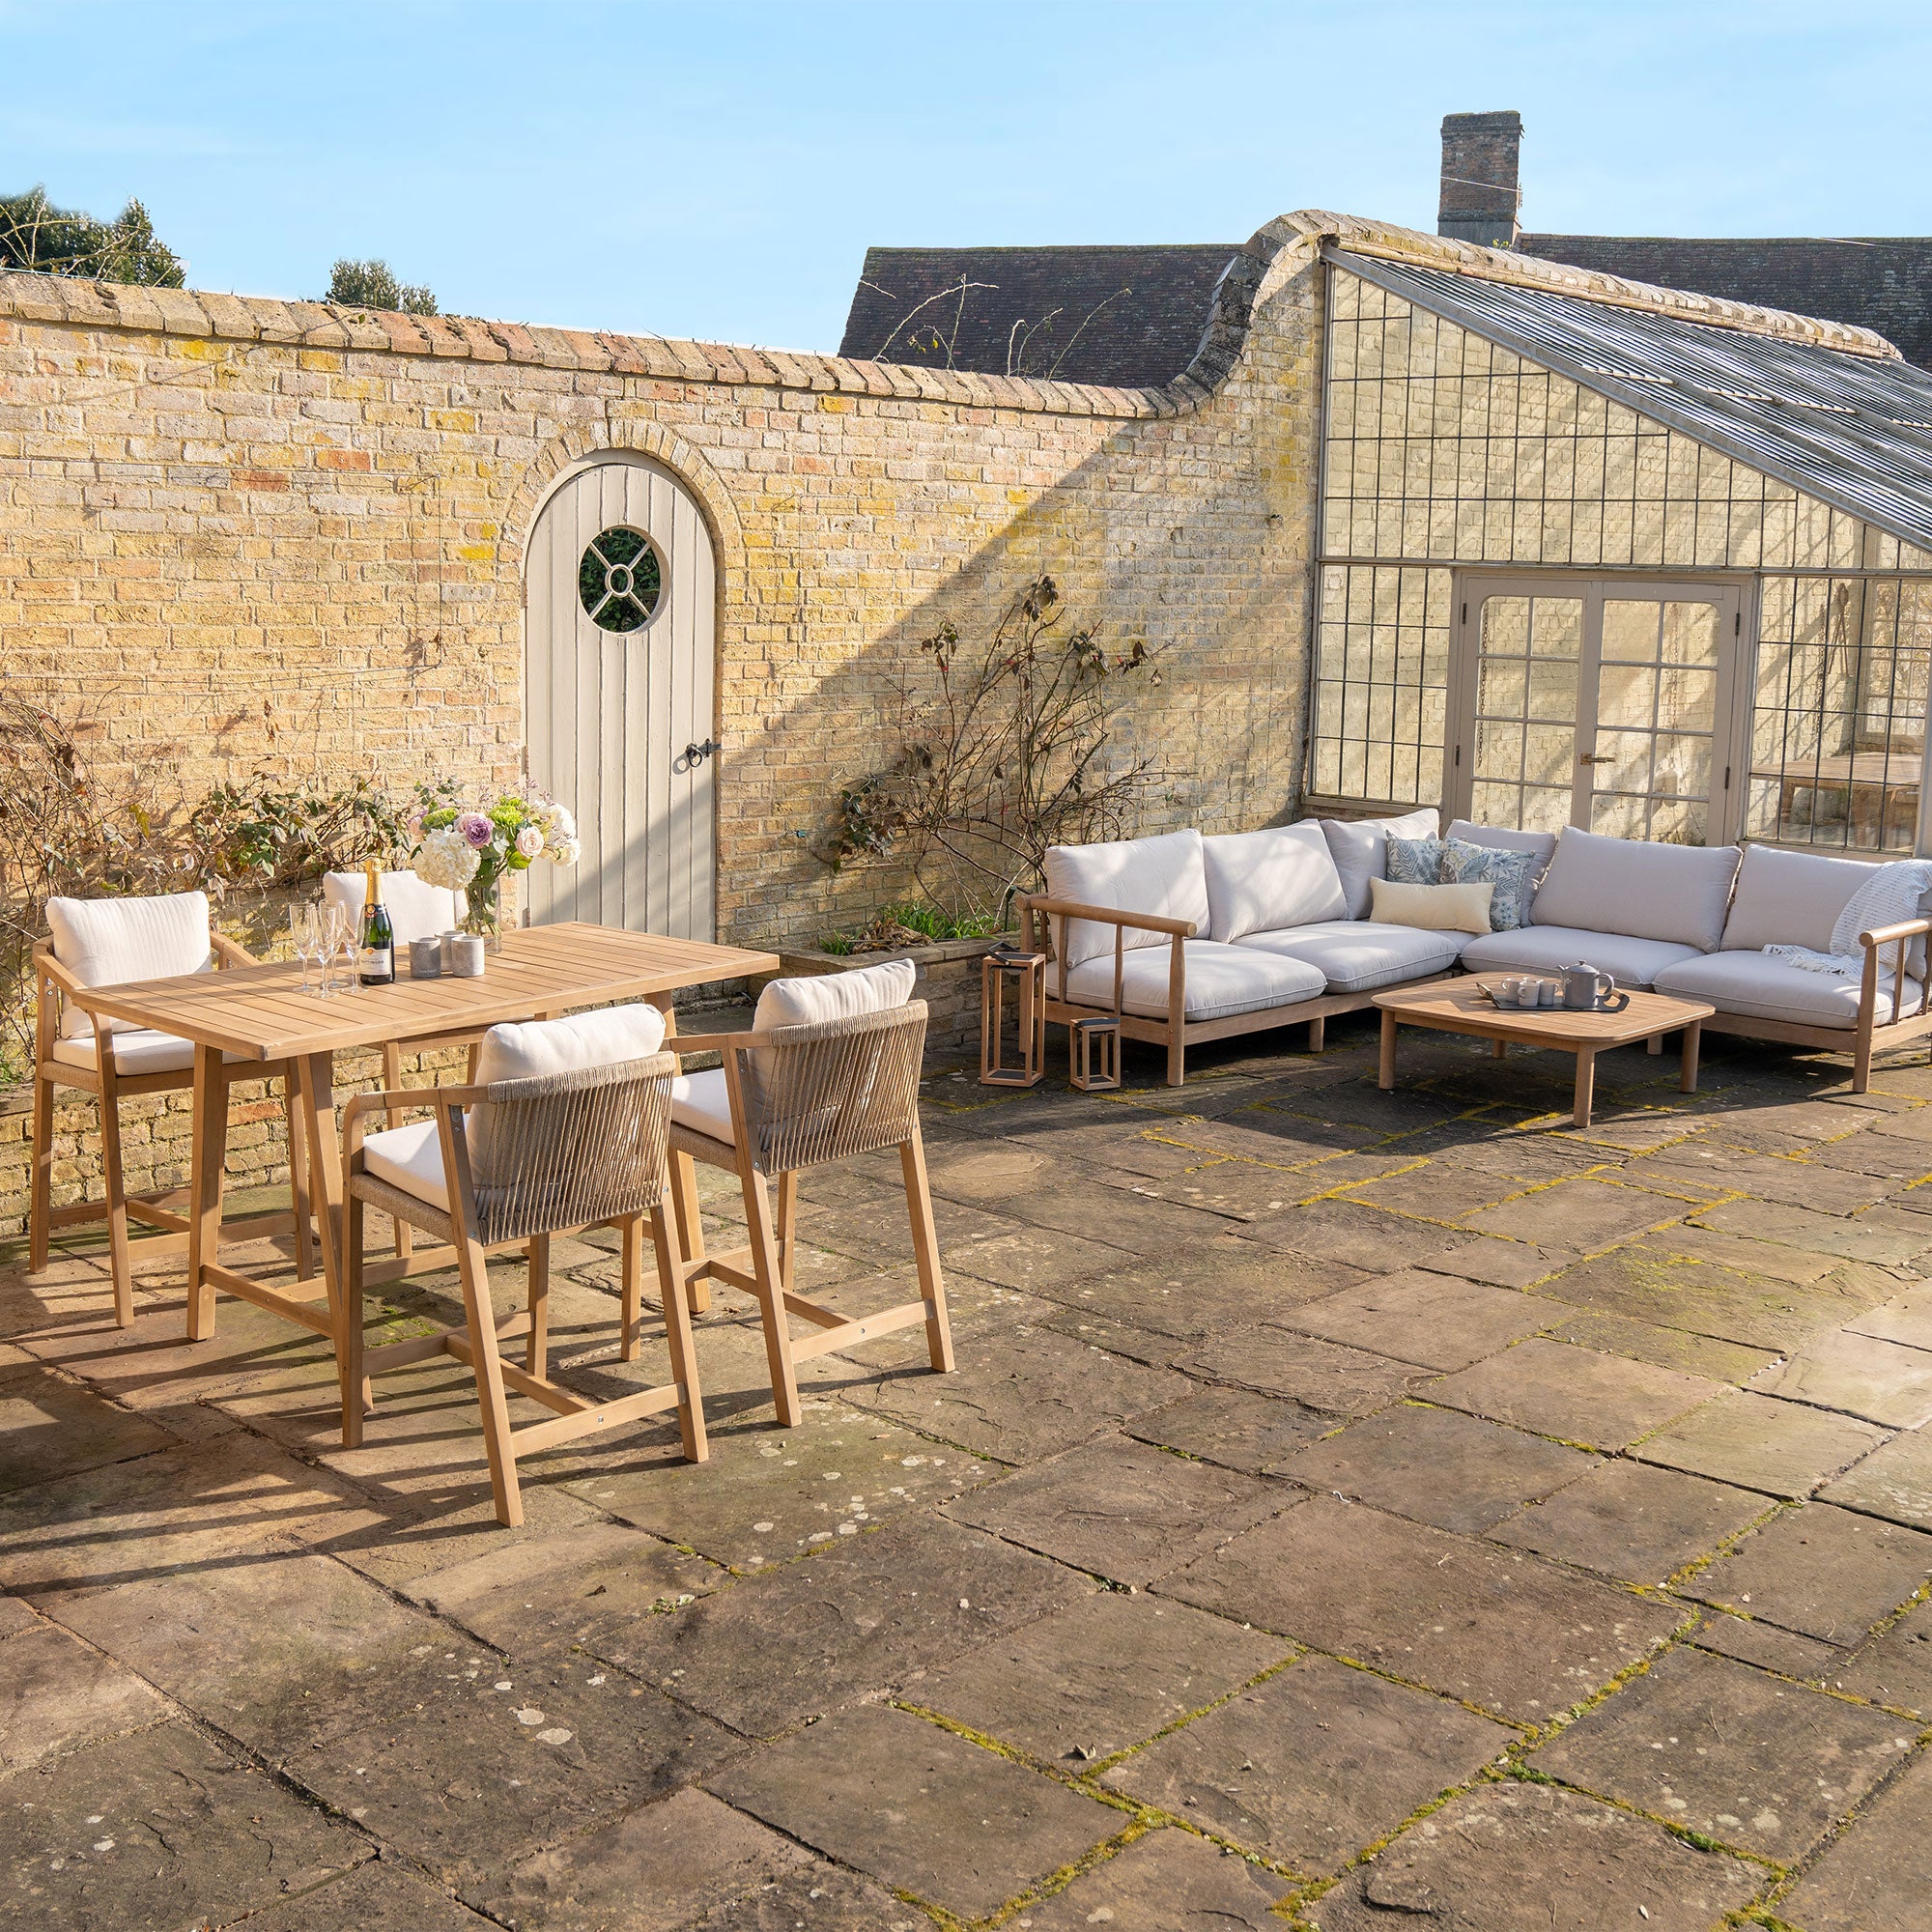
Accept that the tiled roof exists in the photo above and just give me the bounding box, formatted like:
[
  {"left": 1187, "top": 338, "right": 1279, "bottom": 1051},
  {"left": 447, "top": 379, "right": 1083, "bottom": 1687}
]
[{"left": 837, "top": 244, "right": 1241, "bottom": 388}]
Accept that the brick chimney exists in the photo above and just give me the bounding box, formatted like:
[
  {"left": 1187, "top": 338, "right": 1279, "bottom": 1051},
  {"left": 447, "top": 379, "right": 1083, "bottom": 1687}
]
[{"left": 1438, "top": 111, "right": 1522, "bottom": 248}]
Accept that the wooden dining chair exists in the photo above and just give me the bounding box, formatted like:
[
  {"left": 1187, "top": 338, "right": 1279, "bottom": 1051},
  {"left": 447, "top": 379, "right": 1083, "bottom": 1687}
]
[
  {"left": 30, "top": 892, "right": 313, "bottom": 1326},
  {"left": 666, "top": 971, "right": 953, "bottom": 1429},
  {"left": 340, "top": 1008, "right": 702, "bottom": 1527}
]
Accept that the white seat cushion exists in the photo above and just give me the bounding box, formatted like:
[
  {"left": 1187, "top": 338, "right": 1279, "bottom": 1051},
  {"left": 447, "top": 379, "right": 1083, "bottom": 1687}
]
[
  {"left": 46, "top": 892, "right": 213, "bottom": 1039},
  {"left": 361, "top": 1118, "right": 450, "bottom": 1209},
  {"left": 1042, "top": 829, "right": 1209, "bottom": 970},
  {"left": 753, "top": 957, "right": 915, "bottom": 1029},
  {"left": 323, "top": 869, "right": 462, "bottom": 947},
  {"left": 1654, "top": 952, "right": 1922, "bottom": 1032},
  {"left": 51, "top": 1029, "right": 197, "bottom": 1076},
  {"left": 1529, "top": 828, "right": 1741, "bottom": 950},
  {"left": 1202, "top": 821, "right": 1347, "bottom": 942},
  {"left": 1063, "top": 940, "right": 1325, "bottom": 1021},
  {"left": 1236, "top": 921, "right": 1466, "bottom": 993},
  {"left": 1460, "top": 923, "right": 1701, "bottom": 990},
  {"left": 1319, "top": 809, "right": 1441, "bottom": 921},
  {"left": 669, "top": 1067, "right": 735, "bottom": 1143}
]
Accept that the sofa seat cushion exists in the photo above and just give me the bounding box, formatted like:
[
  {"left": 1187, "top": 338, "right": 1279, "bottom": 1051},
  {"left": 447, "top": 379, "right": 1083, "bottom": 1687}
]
[
  {"left": 670, "top": 1067, "right": 734, "bottom": 1143},
  {"left": 1236, "top": 921, "right": 1465, "bottom": 994},
  {"left": 1654, "top": 952, "right": 1923, "bottom": 1032},
  {"left": 1460, "top": 924, "right": 1701, "bottom": 990},
  {"left": 1063, "top": 941, "right": 1326, "bottom": 1022},
  {"left": 1528, "top": 827, "right": 1741, "bottom": 950},
  {"left": 1043, "top": 829, "right": 1209, "bottom": 971},
  {"left": 362, "top": 1118, "right": 450, "bottom": 1209},
  {"left": 49, "top": 1029, "right": 244, "bottom": 1077}
]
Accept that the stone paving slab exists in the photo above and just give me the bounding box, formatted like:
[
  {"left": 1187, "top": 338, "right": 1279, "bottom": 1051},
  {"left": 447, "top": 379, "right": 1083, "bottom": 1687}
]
[
  {"left": 1273, "top": 1268, "right": 1554, "bottom": 1370},
  {"left": 1819, "top": 1427, "right": 1932, "bottom": 1527},
  {"left": 1464, "top": 1176, "right": 1691, "bottom": 1252},
  {"left": 945, "top": 1435, "right": 1292, "bottom": 1587},
  {"left": 1631, "top": 1389, "right": 1891, "bottom": 1499},
  {"left": 0, "top": 1360, "right": 175, "bottom": 1495},
  {"left": 1847, "top": 1282, "right": 1932, "bottom": 1347},
  {"left": 1688, "top": 1503, "right": 1932, "bottom": 1643},
  {"left": 1414, "top": 1233, "right": 1577, "bottom": 1288},
  {"left": 1162, "top": 1493, "right": 1685, "bottom": 1724},
  {"left": 676, "top": 1861, "right": 927, "bottom": 1930},
  {"left": 0, "top": 1620, "right": 166, "bottom": 1776},
  {"left": 1236, "top": 1199, "right": 1473, "bottom": 1272},
  {"left": 1752, "top": 1328, "right": 1932, "bottom": 1427},
  {"left": 1540, "top": 1308, "right": 1778, "bottom": 1385},
  {"left": 1777, "top": 1748, "right": 1932, "bottom": 1932},
  {"left": 1307, "top": 1779, "right": 1766, "bottom": 1932},
  {"left": 1012, "top": 1828, "right": 1291, "bottom": 1931},
  {"left": 1689, "top": 1606, "right": 1847, "bottom": 1681},
  {"left": 1100, "top": 1652, "right": 1508, "bottom": 1874},
  {"left": 915, "top": 1591, "right": 1289, "bottom": 1765},
  {"left": 1834, "top": 1597, "right": 1932, "bottom": 1714},
  {"left": 1027, "top": 1249, "right": 1363, "bottom": 1339},
  {"left": 237, "top": 1861, "right": 497, "bottom": 1930},
  {"left": 708, "top": 1703, "right": 1122, "bottom": 1922},
  {"left": 1178, "top": 1327, "right": 1431, "bottom": 1416},
  {"left": 1529, "top": 1644, "right": 1912, "bottom": 1863},
  {"left": 1423, "top": 1335, "right": 1720, "bottom": 1450},
  {"left": 1272, "top": 1402, "right": 1594, "bottom": 1535},
  {"left": 1692, "top": 1197, "right": 1932, "bottom": 1265},
  {"left": 1122, "top": 1386, "right": 1337, "bottom": 1473}
]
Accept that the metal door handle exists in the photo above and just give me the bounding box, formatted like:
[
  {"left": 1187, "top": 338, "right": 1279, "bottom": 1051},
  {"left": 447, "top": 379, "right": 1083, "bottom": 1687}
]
[
  {"left": 683, "top": 738, "right": 721, "bottom": 767},
  {"left": 1578, "top": 753, "right": 1611, "bottom": 764}
]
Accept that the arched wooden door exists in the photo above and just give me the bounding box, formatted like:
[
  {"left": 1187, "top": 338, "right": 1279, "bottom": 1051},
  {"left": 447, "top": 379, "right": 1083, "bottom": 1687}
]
[{"left": 524, "top": 455, "right": 717, "bottom": 937}]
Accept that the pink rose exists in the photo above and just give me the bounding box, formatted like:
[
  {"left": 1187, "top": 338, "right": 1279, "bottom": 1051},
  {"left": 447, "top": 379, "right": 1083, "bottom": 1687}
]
[{"left": 457, "top": 811, "right": 494, "bottom": 849}]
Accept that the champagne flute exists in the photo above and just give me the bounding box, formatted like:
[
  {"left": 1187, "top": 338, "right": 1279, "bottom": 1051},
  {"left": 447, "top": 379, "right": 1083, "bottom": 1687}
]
[
  {"left": 290, "top": 903, "right": 318, "bottom": 995},
  {"left": 318, "top": 903, "right": 345, "bottom": 999}
]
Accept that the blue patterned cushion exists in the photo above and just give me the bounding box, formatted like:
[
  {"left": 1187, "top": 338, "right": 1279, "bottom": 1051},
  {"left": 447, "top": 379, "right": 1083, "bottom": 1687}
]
[
  {"left": 1384, "top": 835, "right": 1444, "bottom": 887},
  {"left": 1442, "top": 838, "right": 1537, "bottom": 930}
]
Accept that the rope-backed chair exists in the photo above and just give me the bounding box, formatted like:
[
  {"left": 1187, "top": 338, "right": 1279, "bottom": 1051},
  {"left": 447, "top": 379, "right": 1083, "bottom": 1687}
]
[
  {"left": 341, "top": 1045, "right": 702, "bottom": 1527},
  {"left": 30, "top": 894, "right": 314, "bottom": 1327},
  {"left": 667, "top": 996, "right": 954, "bottom": 1427}
]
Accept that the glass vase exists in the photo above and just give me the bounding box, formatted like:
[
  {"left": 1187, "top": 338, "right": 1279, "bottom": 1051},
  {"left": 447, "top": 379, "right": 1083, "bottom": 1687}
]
[{"left": 463, "top": 874, "right": 502, "bottom": 951}]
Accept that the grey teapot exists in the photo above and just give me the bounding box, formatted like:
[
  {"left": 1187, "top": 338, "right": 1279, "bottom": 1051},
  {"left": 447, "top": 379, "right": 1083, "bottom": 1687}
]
[{"left": 1561, "top": 962, "right": 1625, "bottom": 1010}]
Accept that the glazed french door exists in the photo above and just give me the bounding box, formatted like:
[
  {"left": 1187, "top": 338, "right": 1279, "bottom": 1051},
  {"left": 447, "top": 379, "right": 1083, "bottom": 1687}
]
[{"left": 1448, "top": 576, "right": 1744, "bottom": 845}]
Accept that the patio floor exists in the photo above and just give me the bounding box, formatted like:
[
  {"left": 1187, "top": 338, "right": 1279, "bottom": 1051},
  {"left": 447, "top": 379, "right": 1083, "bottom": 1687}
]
[{"left": 5, "top": 1014, "right": 1932, "bottom": 1930}]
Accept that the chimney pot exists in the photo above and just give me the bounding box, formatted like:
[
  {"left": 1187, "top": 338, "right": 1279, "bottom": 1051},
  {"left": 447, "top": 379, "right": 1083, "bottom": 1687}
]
[{"left": 1439, "top": 110, "right": 1522, "bottom": 249}]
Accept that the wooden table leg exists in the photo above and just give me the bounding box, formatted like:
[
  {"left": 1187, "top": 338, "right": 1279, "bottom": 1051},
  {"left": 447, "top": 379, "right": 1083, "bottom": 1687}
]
[
  {"left": 1492, "top": 1037, "right": 1507, "bottom": 1059},
  {"left": 186, "top": 1045, "right": 226, "bottom": 1340},
  {"left": 1680, "top": 1020, "right": 1703, "bottom": 1094},
  {"left": 294, "top": 1050, "right": 353, "bottom": 1430},
  {"left": 1573, "top": 1050, "right": 1597, "bottom": 1129},
  {"left": 1378, "top": 1009, "right": 1398, "bottom": 1091}
]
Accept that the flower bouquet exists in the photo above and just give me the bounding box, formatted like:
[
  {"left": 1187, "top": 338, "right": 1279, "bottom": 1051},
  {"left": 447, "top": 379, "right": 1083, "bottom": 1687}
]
[{"left": 414, "top": 790, "right": 581, "bottom": 946}]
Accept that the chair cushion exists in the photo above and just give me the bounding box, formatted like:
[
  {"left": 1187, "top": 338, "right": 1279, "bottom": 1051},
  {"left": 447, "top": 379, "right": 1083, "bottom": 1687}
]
[
  {"left": 1043, "top": 830, "right": 1208, "bottom": 971},
  {"left": 50, "top": 1029, "right": 197, "bottom": 1076},
  {"left": 753, "top": 957, "right": 914, "bottom": 1029},
  {"left": 1528, "top": 828, "right": 1742, "bottom": 950},
  {"left": 1320, "top": 809, "right": 1441, "bottom": 920},
  {"left": 1719, "top": 845, "right": 1874, "bottom": 954},
  {"left": 361, "top": 1119, "right": 449, "bottom": 1209},
  {"left": 669, "top": 1067, "right": 734, "bottom": 1144},
  {"left": 45, "top": 892, "right": 213, "bottom": 1039},
  {"left": 1365, "top": 879, "right": 1495, "bottom": 936},
  {"left": 1461, "top": 923, "right": 1702, "bottom": 990},
  {"left": 1655, "top": 951, "right": 1922, "bottom": 1032},
  {"left": 1063, "top": 940, "right": 1325, "bottom": 1021},
  {"left": 1236, "top": 921, "right": 1466, "bottom": 994},
  {"left": 323, "top": 868, "right": 461, "bottom": 947},
  {"left": 1440, "top": 838, "right": 1538, "bottom": 930},
  {"left": 469, "top": 1004, "right": 669, "bottom": 1182},
  {"left": 1202, "top": 821, "right": 1347, "bottom": 942}
]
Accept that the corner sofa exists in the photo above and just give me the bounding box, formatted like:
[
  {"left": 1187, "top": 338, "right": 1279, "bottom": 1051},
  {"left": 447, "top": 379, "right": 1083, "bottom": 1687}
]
[{"left": 1017, "top": 813, "right": 1932, "bottom": 1091}]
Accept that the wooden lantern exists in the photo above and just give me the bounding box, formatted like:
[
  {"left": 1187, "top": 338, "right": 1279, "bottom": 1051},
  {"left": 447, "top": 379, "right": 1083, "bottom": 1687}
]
[
  {"left": 1069, "top": 1013, "right": 1122, "bottom": 1093},
  {"left": 980, "top": 943, "right": 1047, "bottom": 1087}
]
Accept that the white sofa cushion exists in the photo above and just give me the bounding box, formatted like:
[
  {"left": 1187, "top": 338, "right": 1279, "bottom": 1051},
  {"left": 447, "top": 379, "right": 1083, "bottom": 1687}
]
[
  {"left": 1655, "top": 951, "right": 1922, "bottom": 1032},
  {"left": 1528, "top": 828, "right": 1741, "bottom": 951},
  {"left": 51, "top": 1029, "right": 201, "bottom": 1077},
  {"left": 45, "top": 892, "right": 213, "bottom": 1039},
  {"left": 753, "top": 956, "right": 914, "bottom": 1029},
  {"left": 469, "top": 1004, "right": 668, "bottom": 1182},
  {"left": 669, "top": 1067, "right": 734, "bottom": 1143},
  {"left": 1236, "top": 921, "right": 1465, "bottom": 994},
  {"left": 1320, "top": 809, "right": 1441, "bottom": 920},
  {"left": 324, "top": 868, "right": 462, "bottom": 946},
  {"left": 1043, "top": 830, "right": 1208, "bottom": 971},
  {"left": 1719, "top": 845, "right": 1873, "bottom": 954},
  {"left": 1461, "top": 923, "right": 1701, "bottom": 990},
  {"left": 1202, "top": 821, "right": 1347, "bottom": 942},
  {"left": 1064, "top": 941, "right": 1325, "bottom": 1022},
  {"left": 361, "top": 1118, "right": 450, "bottom": 1209}
]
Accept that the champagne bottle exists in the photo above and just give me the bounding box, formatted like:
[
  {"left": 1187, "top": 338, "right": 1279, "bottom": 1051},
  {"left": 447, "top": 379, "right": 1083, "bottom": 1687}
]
[{"left": 358, "top": 861, "right": 395, "bottom": 985}]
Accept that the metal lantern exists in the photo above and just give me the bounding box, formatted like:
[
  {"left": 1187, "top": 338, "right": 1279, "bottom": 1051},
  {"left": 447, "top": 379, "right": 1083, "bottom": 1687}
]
[
  {"left": 980, "top": 942, "right": 1047, "bottom": 1087},
  {"left": 1069, "top": 1013, "right": 1122, "bottom": 1092}
]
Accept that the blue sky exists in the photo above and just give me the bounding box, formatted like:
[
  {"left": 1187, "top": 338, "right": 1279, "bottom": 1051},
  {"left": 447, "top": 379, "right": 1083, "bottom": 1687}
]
[{"left": 4, "top": 1, "right": 1928, "bottom": 353}]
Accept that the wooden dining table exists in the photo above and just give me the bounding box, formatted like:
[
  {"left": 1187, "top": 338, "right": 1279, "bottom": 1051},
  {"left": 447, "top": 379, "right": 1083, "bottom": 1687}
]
[{"left": 74, "top": 923, "right": 780, "bottom": 1389}]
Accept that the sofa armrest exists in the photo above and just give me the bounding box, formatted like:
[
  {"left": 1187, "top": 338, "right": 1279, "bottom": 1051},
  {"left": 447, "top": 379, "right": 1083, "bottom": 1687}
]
[
  {"left": 1016, "top": 894, "right": 1198, "bottom": 940},
  {"left": 1858, "top": 917, "right": 1932, "bottom": 1027}
]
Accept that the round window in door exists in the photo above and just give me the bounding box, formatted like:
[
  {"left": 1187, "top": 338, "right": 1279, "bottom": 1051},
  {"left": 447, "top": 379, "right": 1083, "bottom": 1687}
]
[{"left": 578, "top": 526, "right": 664, "bottom": 633}]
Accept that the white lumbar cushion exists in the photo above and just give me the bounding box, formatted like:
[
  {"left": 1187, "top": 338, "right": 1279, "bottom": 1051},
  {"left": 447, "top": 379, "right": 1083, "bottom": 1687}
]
[
  {"left": 753, "top": 956, "right": 915, "bottom": 1030},
  {"left": 1528, "top": 827, "right": 1742, "bottom": 952},
  {"left": 1042, "top": 830, "right": 1209, "bottom": 971},
  {"left": 1202, "top": 820, "right": 1348, "bottom": 943},
  {"left": 468, "top": 1003, "right": 669, "bottom": 1182},
  {"left": 1719, "top": 845, "right": 1875, "bottom": 954},
  {"left": 323, "top": 868, "right": 462, "bottom": 947},
  {"left": 1319, "top": 809, "right": 1441, "bottom": 921},
  {"left": 46, "top": 892, "right": 213, "bottom": 1039}
]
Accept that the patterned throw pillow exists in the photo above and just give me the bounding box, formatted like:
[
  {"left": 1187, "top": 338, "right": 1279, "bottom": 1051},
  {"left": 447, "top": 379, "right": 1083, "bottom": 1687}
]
[
  {"left": 1384, "top": 835, "right": 1444, "bottom": 887},
  {"left": 1441, "top": 837, "right": 1537, "bottom": 930}
]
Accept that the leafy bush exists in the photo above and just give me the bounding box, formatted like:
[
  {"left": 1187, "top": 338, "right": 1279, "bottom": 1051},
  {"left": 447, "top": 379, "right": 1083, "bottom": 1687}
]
[
  {"left": 0, "top": 185, "right": 183, "bottom": 285},
  {"left": 323, "top": 258, "right": 438, "bottom": 315}
]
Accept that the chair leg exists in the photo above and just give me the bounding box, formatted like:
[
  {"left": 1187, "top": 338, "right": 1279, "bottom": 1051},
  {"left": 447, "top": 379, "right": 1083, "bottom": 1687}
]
[
  {"left": 28, "top": 1066, "right": 55, "bottom": 1273},
  {"left": 342, "top": 1189, "right": 369, "bottom": 1447},
  {"left": 670, "top": 1151, "right": 710, "bottom": 1315},
  {"left": 650, "top": 1203, "right": 708, "bottom": 1463},
  {"left": 1166, "top": 1033, "right": 1186, "bottom": 1086},
  {"left": 776, "top": 1170, "right": 799, "bottom": 1298},
  {"left": 454, "top": 1221, "right": 522, "bottom": 1527},
  {"left": 383, "top": 1041, "right": 412, "bottom": 1262},
  {"left": 283, "top": 1076, "right": 314, "bottom": 1284},
  {"left": 619, "top": 1212, "right": 643, "bottom": 1361},
  {"left": 96, "top": 1056, "right": 135, "bottom": 1328},
  {"left": 186, "top": 1049, "right": 228, "bottom": 1342},
  {"left": 741, "top": 1166, "right": 803, "bottom": 1428},
  {"left": 526, "top": 1232, "right": 551, "bottom": 1378},
  {"left": 900, "top": 1129, "right": 954, "bottom": 1374}
]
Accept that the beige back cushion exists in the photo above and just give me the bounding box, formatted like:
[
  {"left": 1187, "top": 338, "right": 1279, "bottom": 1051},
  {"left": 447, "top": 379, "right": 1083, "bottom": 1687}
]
[
  {"left": 1202, "top": 820, "right": 1348, "bottom": 942},
  {"left": 753, "top": 957, "right": 916, "bottom": 1030},
  {"left": 1042, "top": 830, "right": 1209, "bottom": 971},
  {"left": 45, "top": 892, "right": 213, "bottom": 1039},
  {"left": 323, "top": 868, "right": 461, "bottom": 947},
  {"left": 1367, "top": 877, "right": 1494, "bottom": 935},
  {"left": 1529, "top": 828, "right": 1742, "bottom": 952}
]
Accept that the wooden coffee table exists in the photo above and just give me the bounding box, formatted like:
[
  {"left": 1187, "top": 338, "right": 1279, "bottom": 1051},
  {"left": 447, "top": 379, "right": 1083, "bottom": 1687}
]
[{"left": 1373, "top": 976, "right": 1716, "bottom": 1128}]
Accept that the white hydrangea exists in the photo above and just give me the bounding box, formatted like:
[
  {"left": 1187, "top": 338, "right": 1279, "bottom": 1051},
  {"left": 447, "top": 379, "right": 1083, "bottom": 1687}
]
[
  {"left": 514, "top": 825, "right": 545, "bottom": 860},
  {"left": 415, "top": 825, "right": 482, "bottom": 891},
  {"left": 550, "top": 836, "right": 582, "bottom": 867},
  {"left": 545, "top": 803, "right": 577, "bottom": 843}
]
